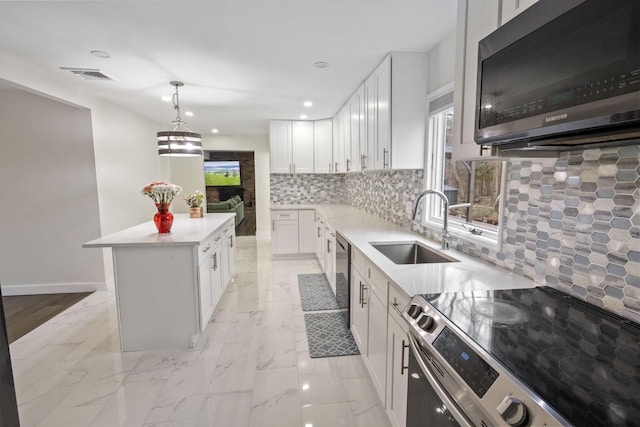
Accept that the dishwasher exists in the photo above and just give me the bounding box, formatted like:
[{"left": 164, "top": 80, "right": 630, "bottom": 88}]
[{"left": 335, "top": 232, "right": 350, "bottom": 324}]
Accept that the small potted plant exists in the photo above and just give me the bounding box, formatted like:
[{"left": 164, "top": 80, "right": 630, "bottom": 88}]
[{"left": 184, "top": 190, "right": 205, "bottom": 218}]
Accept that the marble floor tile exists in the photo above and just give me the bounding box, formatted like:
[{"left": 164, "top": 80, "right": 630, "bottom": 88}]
[
  {"left": 300, "top": 402, "right": 356, "bottom": 427},
  {"left": 10, "top": 237, "right": 389, "bottom": 427},
  {"left": 249, "top": 368, "right": 301, "bottom": 427}
]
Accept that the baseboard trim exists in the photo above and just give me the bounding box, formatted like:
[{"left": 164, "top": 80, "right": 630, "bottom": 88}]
[{"left": 1, "top": 282, "right": 103, "bottom": 296}]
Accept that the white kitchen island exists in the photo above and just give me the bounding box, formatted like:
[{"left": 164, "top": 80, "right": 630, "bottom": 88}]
[{"left": 84, "top": 213, "right": 236, "bottom": 352}]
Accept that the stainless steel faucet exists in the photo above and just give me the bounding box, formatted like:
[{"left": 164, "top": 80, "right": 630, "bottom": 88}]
[{"left": 412, "top": 189, "right": 450, "bottom": 250}]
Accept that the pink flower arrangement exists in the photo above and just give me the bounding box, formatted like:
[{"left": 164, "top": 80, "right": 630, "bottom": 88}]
[{"left": 141, "top": 181, "right": 183, "bottom": 204}]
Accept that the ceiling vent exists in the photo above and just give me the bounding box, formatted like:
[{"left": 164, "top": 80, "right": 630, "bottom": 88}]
[{"left": 59, "top": 67, "right": 113, "bottom": 81}]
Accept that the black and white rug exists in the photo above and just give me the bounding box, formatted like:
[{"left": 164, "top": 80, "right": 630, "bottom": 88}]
[
  {"left": 304, "top": 311, "right": 360, "bottom": 358},
  {"left": 298, "top": 274, "right": 339, "bottom": 311}
]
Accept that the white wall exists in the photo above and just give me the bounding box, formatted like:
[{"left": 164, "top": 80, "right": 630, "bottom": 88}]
[
  {"left": 0, "top": 90, "right": 104, "bottom": 294},
  {"left": 202, "top": 134, "right": 270, "bottom": 240},
  {"left": 0, "top": 54, "right": 164, "bottom": 292},
  {"left": 165, "top": 157, "right": 206, "bottom": 214},
  {"left": 427, "top": 30, "right": 456, "bottom": 93}
]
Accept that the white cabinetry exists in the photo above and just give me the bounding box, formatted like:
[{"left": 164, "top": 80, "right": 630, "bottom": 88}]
[
  {"left": 324, "top": 223, "right": 336, "bottom": 293},
  {"left": 315, "top": 213, "right": 325, "bottom": 270},
  {"left": 299, "top": 210, "right": 317, "bottom": 254},
  {"left": 452, "top": 0, "right": 502, "bottom": 161},
  {"left": 501, "top": 0, "right": 538, "bottom": 23},
  {"left": 271, "top": 209, "right": 317, "bottom": 255},
  {"left": 386, "top": 285, "right": 410, "bottom": 427},
  {"left": 349, "top": 92, "right": 361, "bottom": 173},
  {"left": 271, "top": 210, "right": 299, "bottom": 254},
  {"left": 314, "top": 119, "right": 333, "bottom": 174},
  {"left": 374, "top": 56, "right": 391, "bottom": 170},
  {"left": 350, "top": 247, "right": 387, "bottom": 404},
  {"left": 197, "top": 238, "right": 215, "bottom": 332},
  {"left": 221, "top": 222, "right": 236, "bottom": 288},
  {"left": 269, "top": 120, "right": 314, "bottom": 173}
]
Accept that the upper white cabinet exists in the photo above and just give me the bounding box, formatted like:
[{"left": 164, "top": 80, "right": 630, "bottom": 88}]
[
  {"left": 452, "top": 0, "right": 501, "bottom": 161},
  {"left": 501, "top": 0, "right": 538, "bottom": 23},
  {"left": 269, "top": 120, "right": 293, "bottom": 173},
  {"left": 291, "top": 121, "right": 314, "bottom": 173},
  {"left": 452, "top": 0, "right": 538, "bottom": 161},
  {"left": 341, "top": 53, "right": 427, "bottom": 170},
  {"left": 269, "top": 120, "right": 314, "bottom": 173},
  {"left": 314, "top": 119, "right": 333, "bottom": 174},
  {"left": 270, "top": 120, "right": 335, "bottom": 174}
]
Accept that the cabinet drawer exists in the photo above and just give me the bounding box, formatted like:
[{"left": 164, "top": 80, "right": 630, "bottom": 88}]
[
  {"left": 199, "top": 232, "right": 221, "bottom": 264},
  {"left": 352, "top": 246, "right": 367, "bottom": 276},
  {"left": 388, "top": 283, "right": 410, "bottom": 326},
  {"left": 367, "top": 264, "right": 388, "bottom": 305},
  {"left": 271, "top": 210, "right": 299, "bottom": 220}
]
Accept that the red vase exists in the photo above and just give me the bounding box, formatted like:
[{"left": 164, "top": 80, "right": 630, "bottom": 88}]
[{"left": 154, "top": 203, "right": 174, "bottom": 233}]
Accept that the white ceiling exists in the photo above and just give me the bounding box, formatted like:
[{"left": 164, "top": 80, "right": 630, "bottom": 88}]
[{"left": 0, "top": 1, "right": 457, "bottom": 135}]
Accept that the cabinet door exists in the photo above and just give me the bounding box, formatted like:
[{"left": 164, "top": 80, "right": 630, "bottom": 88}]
[
  {"left": 501, "top": 0, "right": 538, "bottom": 23},
  {"left": 349, "top": 93, "right": 360, "bottom": 173},
  {"left": 386, "top": 316, "right": 408, "bottom": 427},
  {"left": 298, "top": 210, "right": 317, "bottom": 254},
  {"left": 314, "top": 119, "right": 333, "bottom": 174},
  {"left": 351, "top": 267, "right": 368, "bottom": 355},
  {"left": 269, "top": 120, "right": 292, "bottom": 173},
  {"left": 211, "top": 244, "right": 224, "bottom": 309},
  {"left": 291, "top": 121, "right": 314, "bottom": 173},
  {"left": 325, "top": 225, "right": 336, "bottom": 293},
  {"left": 364, "top": 74, "right": 376, "bottom": 170},
  {"left": 452, "top": 0, "right": 501, "bottom": 161},
  {"left": 272, "top": 219, "right": 299, "bottom": 254},
  {"left": 368, "top": 290, "right": 387, "bottom": 404},
  {"left": 375, "top": 56, "right": 391, "bottom": 170},
  {"left": 332, "top": 114, "right": 342, "bottom": 173},
  {"left": 198, "top": 253, "right": 214, "bottom": 332},
  {"left": 315, "top": 217, "right": 325, "bottom": 268},
  {"left": 338, "top": 105, "right": 350, "bottom": 173}
]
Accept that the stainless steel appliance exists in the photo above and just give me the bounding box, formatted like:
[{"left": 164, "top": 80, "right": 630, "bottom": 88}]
[
  {"left": 403, "top": 287, "right": 640, "bottom": 426},
  {"left": 335, "top": 233, "right": 350, "bottom": 323},
  {"left": 475, "top": 0, "right": 640, "bottom": 152}
]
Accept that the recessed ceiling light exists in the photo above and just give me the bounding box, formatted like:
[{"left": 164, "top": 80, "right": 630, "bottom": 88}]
[
  {"left": 185, "top": 111, "right": 194, "bottom": 117},
  {"left": 211, "top": 129, "right": 219, "bottom": 133},
  {"left": 161, "top": 95, "right": 171, "bottom": 102},
  {"left": 300, "top": 115, "right": 308, "bottom": 119},
  {"left": 313, "top": 61, "right": 330, "bottom": 69},
  {"left": 303, "top": 101, "right": 313, "bottom": 107},
  {"left": 90, "top": 50, "right": 110, "bottom": 59}
]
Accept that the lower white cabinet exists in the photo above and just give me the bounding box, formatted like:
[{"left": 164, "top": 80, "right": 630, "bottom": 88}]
[
  {"left": 271, "top": 209, "right": 317, "bottom": 255},
  {"left": 325, "top": 223, "right": 336, "bottom": 293},
  {"left": 351, "top": 256, "right": 388, "bottom": 405},
  {"left": 386, "top": 311, "right": 409, "bottom": 427},
  {"left": 198, "top": 240, "right": 215, "bottom": 332},
  {"left": 315, "top": 214, "right": 325, "bottom": 269},
  {"left": 351, "top": 266, "right": 369, "bottom": 353}
]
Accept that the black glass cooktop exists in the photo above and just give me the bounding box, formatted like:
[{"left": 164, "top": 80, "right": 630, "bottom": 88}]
[{"left": 422, "top": 287, "right": 640, "bottom": 427}]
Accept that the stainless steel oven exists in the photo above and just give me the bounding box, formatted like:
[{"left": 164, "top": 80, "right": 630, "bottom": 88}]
[{"left": 403, "top": 287, "right": 640, "bottom": 427}]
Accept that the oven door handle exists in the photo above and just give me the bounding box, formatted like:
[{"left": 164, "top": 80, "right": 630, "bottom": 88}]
[{"left": 408, "top": 334, "right": 473, "bottom": 427}]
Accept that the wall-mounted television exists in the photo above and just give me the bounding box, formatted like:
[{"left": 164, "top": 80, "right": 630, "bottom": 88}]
[{"left": 204, "top": 161, "right": 242, "bottom": 186}]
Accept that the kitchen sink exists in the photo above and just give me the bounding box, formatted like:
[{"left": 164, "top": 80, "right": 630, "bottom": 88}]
[{"left": 371, "top": 242, "right": 459, "bottom": 264}]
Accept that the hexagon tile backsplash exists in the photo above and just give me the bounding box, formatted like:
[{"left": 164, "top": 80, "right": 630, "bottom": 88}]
[{"left": 271, "top": 146, "right": 639, "bottom": 322}]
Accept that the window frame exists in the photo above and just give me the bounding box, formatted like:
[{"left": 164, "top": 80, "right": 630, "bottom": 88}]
[{"left": 423, "top": 84, "right": 507, "bottom": 251}]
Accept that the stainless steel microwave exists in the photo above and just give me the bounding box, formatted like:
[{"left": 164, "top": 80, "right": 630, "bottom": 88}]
[{"left": 475, "top": 0, "right": 640, "bottom": 153}]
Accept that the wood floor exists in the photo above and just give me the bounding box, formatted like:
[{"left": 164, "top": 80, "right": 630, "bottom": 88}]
[
  {"left": 2, "top": 292, "right": 92, "bottom": 343},
  {"left": 236, "top": 207, "right": 256, "bottom": 236}
]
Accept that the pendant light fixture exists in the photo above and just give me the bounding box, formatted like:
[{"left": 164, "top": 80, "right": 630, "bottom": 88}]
[{"left": 157, "top": 81, "right": 203, "bottom": 157}]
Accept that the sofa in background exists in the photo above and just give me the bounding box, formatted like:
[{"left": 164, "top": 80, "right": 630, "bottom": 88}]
[{"left": 206, "top": 195, "right": 244, "bottom": 226}]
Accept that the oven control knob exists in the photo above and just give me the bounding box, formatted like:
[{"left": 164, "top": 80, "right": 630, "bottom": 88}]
[
  {"left": 406, "top": 303, "right": 422, "bottom": 319},
  {"left": 416, "top": 313, "right": 434, "bottom": 331},
  {"left": 497, "top": 396, "right": 527, "bottom": 426}
]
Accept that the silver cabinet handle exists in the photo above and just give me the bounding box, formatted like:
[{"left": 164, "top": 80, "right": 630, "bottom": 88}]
[
  {"left": 329, "top": 162, "right": 332, "bottom": 173},
  {"left": 202, "top": 244, "right": 211, "bottom": 253},
  {"left": 317, "top": 226, "right": 321, "bottom": 238},
  {"left": 358, "top": 282, "right": 363, "bottom": 305},
  {"left": 229, "top": 236, "right": 233, "bottom": 248},
  {"left": 335, "top": 161, "right": 338, "bottom": 173},
  {"left": 383, "top": 148, "right": 389, "bottom": 168},
  {"left": 327, "top": 239, "right": 332, "bottom": 253},
  {"left": 213, "top": 253, "right": 217, "bottom": 271},
  {"left": 214, "top": 236, "right": 221, "bottom": 242},
  {"left": 346, "top": 158, "right": 351, "bottom": 172},
  {"left": 272, "top": 221, "right": 275, "bottom": 231}
]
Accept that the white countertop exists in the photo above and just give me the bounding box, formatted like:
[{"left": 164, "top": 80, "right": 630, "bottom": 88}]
[
  {"left": 83, "top": 213, "right": 236, "bottom": 248},
  {"left": 272, "top": 204, "right": 536, "bottom": 297}
]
